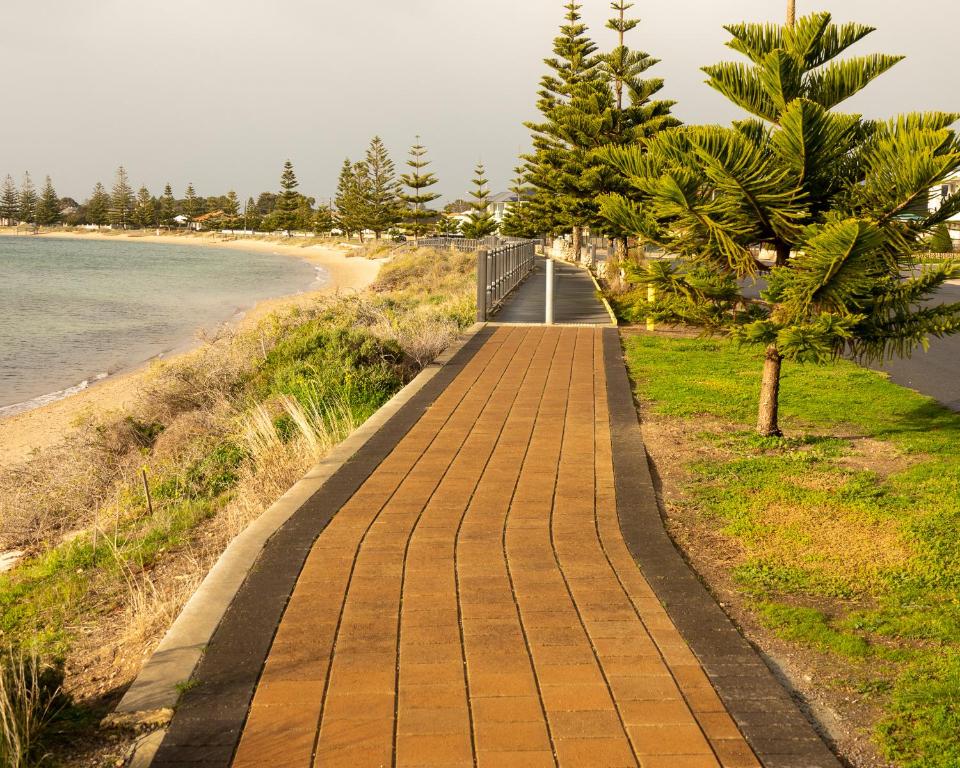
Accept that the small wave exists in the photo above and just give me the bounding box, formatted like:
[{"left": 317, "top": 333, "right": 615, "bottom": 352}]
[{"left": 0, "top": 373, "right": 109, "bottom": 419}]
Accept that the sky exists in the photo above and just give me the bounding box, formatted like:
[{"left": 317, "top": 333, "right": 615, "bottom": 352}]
[{"left": 1, "top": 0, "right": 957, "bottom": 205}]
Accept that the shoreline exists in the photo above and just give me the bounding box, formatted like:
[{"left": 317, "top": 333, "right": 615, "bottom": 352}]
[{"left": 0, "top": 229, "right": 386, "bottom": 466}]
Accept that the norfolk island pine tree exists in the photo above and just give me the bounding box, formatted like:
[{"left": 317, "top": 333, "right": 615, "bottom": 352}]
[
  {"left": 400, "top": 137, "right": 441, "bottom": 244},
  {"left": 363, "top": 137, "right": 402, "bottom": 239},
  {"left": 86, "top": 182, "right": 110, "bottom": 227},
  {"left": 18, "top": 172, "right": 37, "bottom": 225},
  {"left": 110, "top": 165, "right": 134, "bottom": 229},
  {"left": 600, "top": 9, "right": 960, "bottom": 437},
  {"left": 35, "top": 176, "right": 61, "bottom": 226},
  {"left": 461, "top": 162, "right": 498, "bottom": 239},
  {"left": 1, "top": 175, "right": 19, "bottom": 224},
  {"left": 522, "top": 1, "right": 600, "bottom": 259}
]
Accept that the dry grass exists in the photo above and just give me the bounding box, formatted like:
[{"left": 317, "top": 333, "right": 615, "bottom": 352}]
[
  {"left": 0, "top": 647, "right": 63, "bottom": 768},
  {"left": 0, "top": 247, "right": 477, "bottom": 765}
]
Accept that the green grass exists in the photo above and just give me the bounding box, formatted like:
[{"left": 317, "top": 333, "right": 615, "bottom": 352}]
[{"left": 622, "top": 332, "right": 960, "bottom": 767}]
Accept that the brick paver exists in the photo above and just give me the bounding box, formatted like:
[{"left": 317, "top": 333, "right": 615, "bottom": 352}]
[{"left": 231, "top": 326, "right": 760, "bottom": 768}]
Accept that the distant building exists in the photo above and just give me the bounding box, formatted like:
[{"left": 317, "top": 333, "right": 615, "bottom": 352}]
[
  {"left": 487, "top": 191, "right": 519, "bottom": 223},
  {"left": 451, "top": 191, "right": 519, "bottom": 230},
  {"left": 928, "top": 173, "right": 960, "bottom": 243}
]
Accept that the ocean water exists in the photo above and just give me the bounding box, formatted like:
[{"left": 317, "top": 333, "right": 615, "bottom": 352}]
[{"left": 0, "top": 236, "right": 322, "bottom": 416}]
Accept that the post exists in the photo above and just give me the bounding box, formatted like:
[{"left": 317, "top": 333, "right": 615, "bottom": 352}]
[
  {"left": 545, "top": 258, "right": 554, "bottom": 325},
  {"left": 646, "top": 284, "right": 656, "bottom": 332},
  {"left": 477, "top": 248, "right": 488, "bottom": 322}
]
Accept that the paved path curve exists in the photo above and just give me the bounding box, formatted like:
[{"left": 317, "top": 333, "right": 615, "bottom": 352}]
[{"left": 151, "top": 326, "right": 840, "bottom": 767}]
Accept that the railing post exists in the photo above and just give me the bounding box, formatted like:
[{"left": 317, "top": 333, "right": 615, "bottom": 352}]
[
  {"left": 477, "top": 248, "right": 488, "bottom": 322},
  {"left": 545, "top": 258, "right": 554, "bottom": 325}
]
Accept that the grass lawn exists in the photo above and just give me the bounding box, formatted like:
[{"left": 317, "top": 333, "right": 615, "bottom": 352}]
[{"left": 622, "top": 332, "right": 960, "bottom": 768}]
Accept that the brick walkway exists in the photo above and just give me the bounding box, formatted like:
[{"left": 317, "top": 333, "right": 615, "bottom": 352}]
[{"left": 227, "top": 326, "right": 759, "bottom": 768}]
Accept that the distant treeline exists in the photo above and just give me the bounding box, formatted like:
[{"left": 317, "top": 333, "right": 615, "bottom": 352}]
[{"left": 0, "top": 137, "right": 507, "bottom": 240}]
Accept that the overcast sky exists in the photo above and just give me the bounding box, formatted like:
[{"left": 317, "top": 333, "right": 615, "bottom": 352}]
[{"left": 1, "top": 1, "right": 956, "bottom": 205}]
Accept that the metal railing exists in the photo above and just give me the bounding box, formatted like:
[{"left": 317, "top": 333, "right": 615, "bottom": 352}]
[
  {"left": 476, "top": 240, "right": 538, "bottom": 321},
  {"left": 415, "top": 236, "right": 501, "bottom": 252}
]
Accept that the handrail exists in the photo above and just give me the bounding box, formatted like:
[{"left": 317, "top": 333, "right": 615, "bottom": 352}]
[{"left": 476, "top": 240, "right": 538, "bottom": 321}]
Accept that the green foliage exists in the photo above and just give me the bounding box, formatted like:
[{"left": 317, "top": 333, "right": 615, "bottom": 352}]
[
  {"left": 622, "top": 332, "right": 960, "bottom": 765},
  {"left": 85, "top": 182, "right": 110, "bottom": 227},
  {"left": 34, "top": 176, "right": 60, "bottom": 227},
  {"left": 334, "top": 158, "right": 371, "bottom": 240},
  {"left": 362, "top": 137, "right": 401, "bottom": 239},
  {"left": 758, "top": 602, "right": 870, "bottom": 658},
  {"left": 158, "top": 184, "right": 176, "bottom": 226},
  {"left": 461, "top": 162, "right": 498, "bottom": 239},
  {"left": 271, "top": 160, "right": 302, "bottom": 232},
  {"left": 132, "top": 186, "right": 156, "bottom": 229},
  {"left": 522, "top": 1, "right": 676, "bottom": 240},
  {"left": 602, "top": 12, "right": 960, "bottom": 435},
  {"left": 109, "top": 165, "right": 134, "bottom": 229},
  {"left": 17, "top": 173, "right": 36, "bottom": 225},
  {"left": 399, "top": 138, "right": 441, "bottom": 240},
  {"left": 251, "top": 323, "right": 404, "bottom": 421},
  {"left": 928, "top": 223, "right": 955, "bottom": 254},
  {"left": 0, "top": 175, "right": 18, "bottom": 223},
  {"left": 878, "top": 651, "right": 960, "bottom": 768}
]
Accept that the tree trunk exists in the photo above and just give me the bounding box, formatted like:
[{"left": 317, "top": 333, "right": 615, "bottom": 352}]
[
  {"left": 571, "top": 226, "right": 582, "bottom": 263},
  {"left": 757, "top": 344, "right": 784, "bottom": 437},
  {"left": 774, "top": 241, "right": 791, "bottom": 267},
  {"left": 786, "top": 0, "right": 796, "bottom": 26}
]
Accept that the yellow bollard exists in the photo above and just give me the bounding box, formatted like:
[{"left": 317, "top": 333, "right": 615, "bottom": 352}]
[{"left": 646, "top": 284, "right": 656, "bottom": 332}]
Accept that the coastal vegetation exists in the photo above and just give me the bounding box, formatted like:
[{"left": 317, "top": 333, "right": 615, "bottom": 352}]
[{"left": 0, "top": 247, "right": 474, "bottom": 765}]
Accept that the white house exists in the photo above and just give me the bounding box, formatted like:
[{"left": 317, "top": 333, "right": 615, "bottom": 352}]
[
  {"left": 929, "top": 173, "right": 960, "bottom": 243},
  {"left": 452, "top": 191, "right": 520, "bottom": 230}
]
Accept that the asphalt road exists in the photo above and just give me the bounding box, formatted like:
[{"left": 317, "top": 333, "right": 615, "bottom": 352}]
[
  {"left": 739, "top": 280, "right": 960, "bottom": 412},
  {"left": 869, "top": 283, "right": 960, "bottom": 411}
]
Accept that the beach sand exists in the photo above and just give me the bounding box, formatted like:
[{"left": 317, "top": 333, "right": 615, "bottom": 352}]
[{"left": 0, "top": 230, "right": 386, "bottom": 466}]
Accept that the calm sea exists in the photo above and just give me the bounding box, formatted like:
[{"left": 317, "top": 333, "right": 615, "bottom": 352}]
[{"left": 0, "top": 236, "right": 322, "bottom": 416}]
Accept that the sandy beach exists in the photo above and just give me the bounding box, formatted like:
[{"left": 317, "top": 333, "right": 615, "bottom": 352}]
[{"left": 0, "top": 230, "right": 386, "bottom": 466}]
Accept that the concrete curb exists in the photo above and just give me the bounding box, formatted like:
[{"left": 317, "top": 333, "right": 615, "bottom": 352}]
[
  {"left": 603, "top": 329, "right": 842, "bottom": 768},
  {"left": 581, "top": 261, "right": 619, "bottom": 327},
  {"left": 107, "top": 322, "right": 487, "bottom": 751}
]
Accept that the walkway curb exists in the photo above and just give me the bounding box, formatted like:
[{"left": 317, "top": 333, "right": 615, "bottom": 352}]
[
  {"left": 581, "top": 260, "right": 619, "bottom": 326},
  {"left": 108, "top": 323, "right": 490, "bottom": 757},
  {"left": 602, "top": 328, "right": 843, "bottom": 768}
]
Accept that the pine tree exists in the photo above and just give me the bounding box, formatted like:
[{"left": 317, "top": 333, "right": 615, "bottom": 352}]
[
  {"left": 499, "top": 168, "right": 539, "bottom": 239},
  {"left": 363, "top": 137, "right": 401, "bottom": 239},
  {"left": 224, "top": 190, "right": 240, "bottom": 218},
  {"left": 601, "top": 11, "right": 960, "bottom": 436},
  {"left": 86, "top": 182, "right": 110, "bottom": 227},
  {"left": 133, "top": 186, "right": 156, "bottom": 228},
  {"left": 184, "top": 183, "right": 202, "bottom": 220},
  {"left": 35, "top": 176, "right": 61, "bottom": 226},
  {"left": 334, "top": 159, "right": 371, "bottom": 241},
  {"left": 522, "top": 1, "right": 600, "bottom": 257},
  {"left": 435, "top": 216, "right": 461, "bottom": 236},
  {"left": 0, "top": 175, "right": 19, "bottom": 224},
  {"left": 243, "top": 196, "right": 260, "bottom": 231},
  {"left": 313, "top": 203, "right": 335, "bottom": 235},
  {"left": 273, "top": 160, "right": 301, "bottom": 232},
  {"left": 928, "top": 223, "right": 955, "bottom": 253},
  {"left": 18, "top": 172, "right": 37, "bottom": 225},
  {"left": 399, "top": 138, "right": 441, "bottom": 243},
  {"left": 461, "top": 162, "right": 498, "bottom": 239},
  {"left": 595, "top": 1, "right": 678, "bottom": 278},
  {"left": 110, "top": 165, "right": 134, "bottom": 228},
  {"left": 159, "top": 184, "right": 176, "bottom": 226}
]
